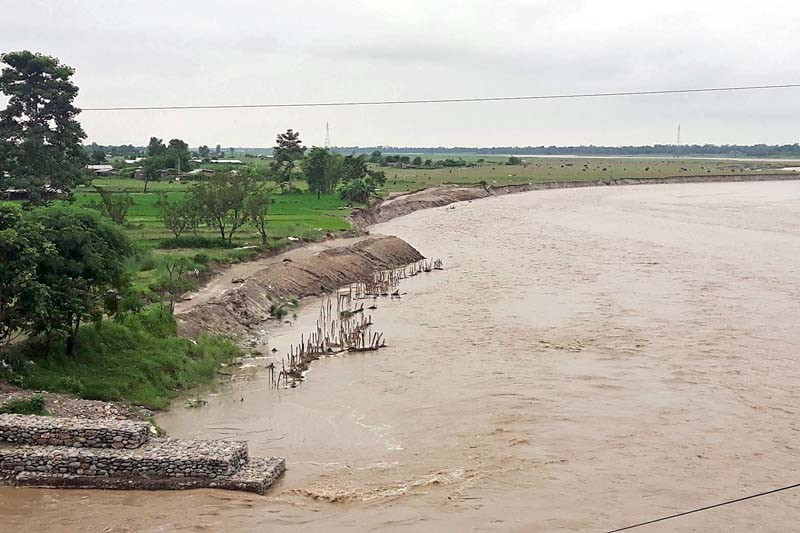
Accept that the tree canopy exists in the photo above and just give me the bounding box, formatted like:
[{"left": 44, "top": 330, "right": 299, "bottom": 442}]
[
  {"left": 301, "top": 146, "right": 342, "bottom": 198},
  {"left": 271, "top": 129, "right": 305, "bottom": 192},
  {"left": 0, "top": 51, "right": 88, "bottom": 204},
  {"left": 1, "top": 206, "right": 132, "bottom": 355},
  {"left": 338, "top": 155, "right": 386, "bottom": 203}
]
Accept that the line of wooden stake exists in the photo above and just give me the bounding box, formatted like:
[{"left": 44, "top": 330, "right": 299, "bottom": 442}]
[{"left": 269, "top": 258, "right": 442, "bottom": 388}]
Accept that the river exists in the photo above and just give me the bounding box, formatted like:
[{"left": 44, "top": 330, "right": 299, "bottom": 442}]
[{"left": 4, "top": 181, "right": 800, "bottom": 531}]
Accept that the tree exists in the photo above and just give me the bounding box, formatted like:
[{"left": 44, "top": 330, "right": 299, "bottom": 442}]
[
  {"left": 244, "top": 185, "right": 271, "bottom": 245},
  {"left": 338, "top": 155, "right": 386, "bottom": 203},
  {"left": 191, "top": 173, "right": 251, "bottom": 243},
  {"left": 368, "top": 150, "right": 382, "bottom": 163},
  {"left": 507, "top": 156, "right": 522, "bottom": 165},
  {"left": 302, "top": 146, "right": 337, "bottom": 198},
  {"left": 215, "top": 144, "right": 221, "bottom": 155},
  {"left": 0, "top": 205, "right": 52, "bottom": 349},
  {"left": 412, "top": 156, "right": 422, "bottom": 166},
  {"left": 166, "top": 138, "right": 190, "bottom": 172},
  {"left": 0, "top": 51, "right": 88, "bottom": 204},
  {"left": 140, "top": 137, "right": 191, "bottom": 192},
  {"left": 150, "top": 256, "right": 195, "bottom": 313},
  {"left": 90, "top": 150, "right": 107, "bottom": 164},
  {"left": 147, "top": 137, "right": 166, "bottom": 157},
  {"left": 26, "top": 208, "right": 132, "bottom": 355},
  {"left": 198, "top": 145, "right": 210, "bottom": 159},
  {"left": 157, "top": 195, "right": 199, "bottom": 239},
  {"left": 90, "top": 186, "right": 133, "bottom": 225},
  {"left": 271, "top": 129, "right": 305, "bottom": 192},
  {"left": 140, "top": 155, "right": 163, "bottom": 193}
]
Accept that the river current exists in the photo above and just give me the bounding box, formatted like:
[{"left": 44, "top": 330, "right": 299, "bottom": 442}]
[{"left": 4, "top": 181, "right": 800, "bottom": 532}]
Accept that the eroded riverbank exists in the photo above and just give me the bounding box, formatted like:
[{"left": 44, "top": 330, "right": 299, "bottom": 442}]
[{"left": 4, "top": 181, "right": 800, "bottom": 532}]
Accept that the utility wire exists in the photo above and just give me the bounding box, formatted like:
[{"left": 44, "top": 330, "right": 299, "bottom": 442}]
[
  {"left": 605, "top": 481, "right": 800, "bottom": 532},
  {"left": 80, "top": 83, "right": 800, "bottom": 111}
]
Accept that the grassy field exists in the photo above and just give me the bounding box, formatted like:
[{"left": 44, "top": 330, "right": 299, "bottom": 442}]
[
  {"left": 73, "top": 177, "right": 353, "bottom": 292},
  {"left": 81, "top": 155, "right": 789, "bottom": 263},
  {"left": 376, "top": 156, "right": 788, "bottom": 194}
]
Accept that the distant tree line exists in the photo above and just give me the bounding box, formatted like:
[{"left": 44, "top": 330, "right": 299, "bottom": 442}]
[{"left": 333, "top": 144, "right": 800, "bottom": 157}]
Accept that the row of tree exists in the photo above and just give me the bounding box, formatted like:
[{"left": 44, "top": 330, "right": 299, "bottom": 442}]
[{"left": 157, "top": 171, "right": 270, "bottom": 244}]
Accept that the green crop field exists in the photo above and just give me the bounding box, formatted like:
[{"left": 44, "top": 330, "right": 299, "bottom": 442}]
[
  {"left": 374, "top": 156, "right": 789, "bottom": 194},
  {"left": 78, "top": 155, "right": 790, "bottom": 258},
  {"left": 67, "top": 155, "right": 793, "bottom": 282}
]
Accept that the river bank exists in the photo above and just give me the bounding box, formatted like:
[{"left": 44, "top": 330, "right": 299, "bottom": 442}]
[
  {"left": 350, "top": 173, "right": 800, "bottom": 227},
  {"left": 4, "top": 180, "right": 800, "bottom": 531}
]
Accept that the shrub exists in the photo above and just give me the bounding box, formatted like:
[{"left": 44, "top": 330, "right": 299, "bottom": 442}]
[
  {"left": 269, "top": 303, "right": 288, "bottom": 320},
  {"left": 159, "top": 235, "right": 234, "bottom": 249},
  {"left": 192, "top": 253, "right": 211, "bottom": 265},
  {"left": 0, "top": 395, "right": 47, "bottom": 415}
]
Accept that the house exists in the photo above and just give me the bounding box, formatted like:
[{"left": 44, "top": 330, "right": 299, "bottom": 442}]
[
  {"left": 87, "top": 164, "right": 114, "bottom": 176},
  {"left": 187, "top": 168, "right": 215, "bottom": 177},
  {"left": 209, "top": 159, "right": 243, "bottom": 164},
  {"left": 0, "top": 185, "right": 66, "bottom": 201}
]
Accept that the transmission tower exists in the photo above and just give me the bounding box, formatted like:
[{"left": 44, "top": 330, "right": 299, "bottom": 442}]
[{"left": 324, "top": 122, "right": 331, "bottom": 148}]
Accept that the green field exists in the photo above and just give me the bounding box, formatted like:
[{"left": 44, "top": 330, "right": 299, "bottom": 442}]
[
  {"left": 375, "top": 156, "right": 789, "bottom": 193},
  {"left": 82, "top": 155, "right": 790, "bottom": 261}
]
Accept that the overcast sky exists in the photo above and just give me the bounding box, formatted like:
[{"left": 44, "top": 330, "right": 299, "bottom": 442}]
[{"left": 2, "top": 0, "right": 799, "bottom": 147}]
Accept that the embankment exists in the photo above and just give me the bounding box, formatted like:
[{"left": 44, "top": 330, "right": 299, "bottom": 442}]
[
  {"left": 349, "top": 173, "right": 800, "bottom": 228},
  {"left": 176, "top": 236, "right": 423, "bottom": 338}
]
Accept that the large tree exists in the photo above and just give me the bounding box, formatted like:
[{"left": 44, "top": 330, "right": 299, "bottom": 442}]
[
  {"left": 147, "top": 137, "right": 166, "bottom": 157},
  {"left": 166, "top": 138, "right": 191, "bottom": 171},
  {"left": 140, "top": 137, "right": 191, "bottom": 192},
  {"left": 26, "top": 208, "right": 132, "bottom": 355},
  {"left": 271, "top": 129, "right": 305, "bottom": 192},
  {"left": 301, "top": 146, "right": 341, "bottom": 198},
  {"left": 0, "top": 51, "right": 88, "bottom": 204}
]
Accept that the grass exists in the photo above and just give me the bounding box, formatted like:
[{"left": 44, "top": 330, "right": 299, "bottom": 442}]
[
  {"left": 0, "top": 395, "right": 47, "bottom": 416},
  {"left": 374, "top": 155, "right": 791, "bottom": 194},
  {"left": 1, "top": 308, "right": 241, "bottom": 410}
]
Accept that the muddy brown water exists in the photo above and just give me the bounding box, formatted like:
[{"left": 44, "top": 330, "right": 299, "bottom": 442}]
[{"left": 4, "top": 181, "right": 800, "bottom": 532}]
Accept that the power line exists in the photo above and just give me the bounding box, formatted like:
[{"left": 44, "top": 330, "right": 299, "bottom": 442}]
[
  {"left": 80, "top": 83, "right": 800, "bottom": 112},
  {"left": 605, "top": 481, "right": 800, "bottom": 532}
]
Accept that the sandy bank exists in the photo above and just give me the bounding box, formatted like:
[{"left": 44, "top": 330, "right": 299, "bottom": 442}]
[
  {"left": 175, "top": 235, "right": 423, "bottom": 338},
  {"left": 349, "top": 173, "right": 800, "bottom": 227}
]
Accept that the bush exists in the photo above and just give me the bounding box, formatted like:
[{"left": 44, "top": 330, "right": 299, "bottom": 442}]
[
  {"left": 138, "top": 251, "right": 161, "bottom": 271},
  {"left": 0, "top": 395, "right": 47, "bottom": 415},
  {"left": 192, "top": 253, "right": 211, "bottom": 265},
  {"left": 269, "top": 303, "right": 288, "bottom": 320},
  {"left": 159, "top": 235, "right": 235, "bottom": 249}
]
